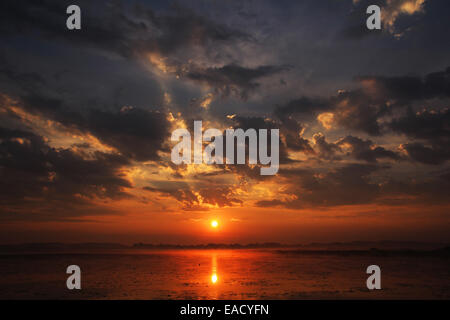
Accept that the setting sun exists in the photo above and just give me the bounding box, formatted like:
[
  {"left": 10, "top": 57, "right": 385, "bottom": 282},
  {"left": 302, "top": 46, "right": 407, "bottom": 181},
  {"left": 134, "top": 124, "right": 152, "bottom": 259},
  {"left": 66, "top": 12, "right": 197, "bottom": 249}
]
[{"left": 211, "top": 220, "right": 219, "bottom": 228}]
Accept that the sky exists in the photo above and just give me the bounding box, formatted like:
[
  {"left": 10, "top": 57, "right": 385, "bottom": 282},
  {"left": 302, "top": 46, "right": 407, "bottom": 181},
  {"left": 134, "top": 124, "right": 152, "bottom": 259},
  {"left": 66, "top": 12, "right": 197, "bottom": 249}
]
[{"left": 0, "top": 0, "right": 449, "bottom": 244}]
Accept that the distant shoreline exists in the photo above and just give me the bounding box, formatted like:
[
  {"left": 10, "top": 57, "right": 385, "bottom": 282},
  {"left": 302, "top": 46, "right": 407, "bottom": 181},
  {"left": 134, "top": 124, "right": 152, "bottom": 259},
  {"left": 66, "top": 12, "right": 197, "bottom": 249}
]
[{"left": 0, "top": 241, "right": 448, "bottom": 254}]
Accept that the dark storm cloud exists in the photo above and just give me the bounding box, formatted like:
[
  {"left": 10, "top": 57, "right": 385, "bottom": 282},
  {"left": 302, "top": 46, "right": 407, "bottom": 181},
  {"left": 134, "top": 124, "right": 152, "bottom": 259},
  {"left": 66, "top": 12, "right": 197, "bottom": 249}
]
[
  {"left": 337, "top": 135, "right": 401, "bottom": 163},
  {"left": 274, "top": 67, "right": 450, "bottom": 136},
  {"left": 401, "top": 142, "right": 450, "bottom": 165},
  {"left": 257, "top": 161, "right": 450, "bottom": 209},
  {"left": 1, "top": 0, "right": 449, "bottom": 219},
  {"left": 311, "top": 133, "right": 401, "bottom": 163},
  {"left": 274, "top": 96, "right": 329, "bottom": 118},
  {"left": 340, "top": 0, "right": 433, "bottom": 39},
  {"left": 312, "top": 133, "right": 341, "bottom": 161},
  {"left": 357, "top": 67, "right": 450, "bottom": 102},
  {"left": 380, "top": 171, "right": 450, "bottom": 205},
  {"left": 0, "top": 0, "right": 249, "bottom": 59},
  {"left": 340, "top": 23, "right": 382, "bottom": 40},
  {"left": 87, "top": 107, "right": 169, "bottom": 161},
  {"left": 0, "top": 62, "right": 171, "bottom": 162},
  {"left": 231, "top": 115, "right": 313, "bottom": 165},
  {"left": 274, "top": 90, "right": 387, "bottom": 136},
  {"left": 2, "top": 91, "right": 171, "bottom": 162},
  {"left": 279, "top": 116, "right": 314, "bottom": 154},
  {"left": 0, "top": 65, "right": 45, "bottom": 93},
  {"left": 186, "top": 64, "right": 289, "bottom": 99},
  {"left": 0, "top": 0, "right": 258, "bottom": 163},
  {"left": 140, "top": 4, "right": 251, "bottom": 55},
  {"left": 0, "top": 126, "right": 132, "bottom": 220},
  {"left": 390, "top": 108, "right": 450, "bottom": 165},
  {"left": 331, "top": 89, "right": 387, "bottom": 136},
  {"left": 256, "top": 163, "right": 382, "bottom": 208},
  {"left": 390, "top": 108, "right": 450, "bottom": 142}
]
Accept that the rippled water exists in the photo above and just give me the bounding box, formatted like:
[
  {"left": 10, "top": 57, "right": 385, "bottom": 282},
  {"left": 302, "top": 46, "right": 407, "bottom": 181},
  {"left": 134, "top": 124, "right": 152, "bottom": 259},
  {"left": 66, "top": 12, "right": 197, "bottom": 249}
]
[{"left": 1, "top": 249, "right": 449, "bottom": 299}]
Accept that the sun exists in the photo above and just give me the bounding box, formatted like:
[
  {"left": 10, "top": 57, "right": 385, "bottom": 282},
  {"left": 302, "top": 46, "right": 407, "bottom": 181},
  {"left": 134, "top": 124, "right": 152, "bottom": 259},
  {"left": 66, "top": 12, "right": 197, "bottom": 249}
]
[{"left": 211, "top": 220, "right": 219, "bottom": 228}]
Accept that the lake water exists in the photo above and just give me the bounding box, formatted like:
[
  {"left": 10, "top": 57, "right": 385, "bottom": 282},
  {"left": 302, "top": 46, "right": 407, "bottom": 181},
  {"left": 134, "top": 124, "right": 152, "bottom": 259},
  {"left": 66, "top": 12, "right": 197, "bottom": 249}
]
[{"left": 1, "top": 249, "right": 449, "bottom": 299}]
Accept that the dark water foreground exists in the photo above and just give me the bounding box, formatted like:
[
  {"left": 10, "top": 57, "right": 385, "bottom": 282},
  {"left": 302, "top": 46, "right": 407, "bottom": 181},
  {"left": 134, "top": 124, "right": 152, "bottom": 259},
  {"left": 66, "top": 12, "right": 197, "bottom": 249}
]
[{"left": 0, "top": 249, "right": 449, "bottom": 299}]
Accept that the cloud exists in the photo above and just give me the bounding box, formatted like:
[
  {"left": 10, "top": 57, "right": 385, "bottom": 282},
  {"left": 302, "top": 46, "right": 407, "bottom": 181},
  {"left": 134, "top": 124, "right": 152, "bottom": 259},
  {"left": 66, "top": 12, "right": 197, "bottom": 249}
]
[
  {"left": 274, "top": 67, "right": 450, "bottom": 136},
  {"left": 382, "top": 0, "right": 426, "bottom": 33},
  {"left": 312, "top": 133, "right": 341, "bottom": 160},
  {"left": 310, "top": 133, "right": 402, "bottom": 163},
  {"left": 0, "top": 0, "right": 449, "bottom": 223},
  {"left": 257, "top": 160, "right": 450, "bottom": 208},
  {"left": 86, "top": 107, "right": 170, "bottom": 161},
  {"left": 143, "top": 183, "right": 242, "bottom": 210},
  {"left": 400, "top": 142, "right": 450, "bottom": 165},
  {"left": 0, "top": 0, "right": 249, "bottom": 60},
  {"left": 276, "top": 90, "right": 386, "bottom": 136},
  {"left": 230, "top": 115, "right": 313, "bottom": 166},
  {"left": 0, "top": 88, "right": 171, "bottom": 162},
  {"left": 337, "top": 135, "right": 401, "bottom": 163},
  {"left": 390, "top": 108, "right": 450, "bottom": 141},
  {"left": 356, "top": 66, "right": 450, "bottom": 101},
  {"left": 345, "top": 0, "right": 427, "bottom": 38},
  {"left": 0, "top": 126, "right": 132, "bottom": 220},
  {"left": 379, "top": 170, "right": 450, "bottom": 205},
  {"left": 256, "top": 163, "right": 382, "bottom": 208},
  {"left": 390, "top": 108, "right": 450, "bottom": 165},
  {"left": 185, "top": 64, "right": 289, "bottom": 99},
  {"left": 274, "top": 96, "right": 329, "bottom": 118}
]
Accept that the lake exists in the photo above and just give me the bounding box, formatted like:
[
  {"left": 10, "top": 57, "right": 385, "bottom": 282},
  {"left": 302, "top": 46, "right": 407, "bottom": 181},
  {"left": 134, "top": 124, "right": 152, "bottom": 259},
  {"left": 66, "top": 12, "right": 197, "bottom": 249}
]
[{"left": 0, "top": 249, "right": 449, "bottom": 299}]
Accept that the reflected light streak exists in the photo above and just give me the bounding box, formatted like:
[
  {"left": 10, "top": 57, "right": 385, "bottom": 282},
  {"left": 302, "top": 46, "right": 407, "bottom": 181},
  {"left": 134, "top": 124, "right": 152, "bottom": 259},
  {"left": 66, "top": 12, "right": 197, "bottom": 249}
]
[{"left": 210, "top": 253, "right": 218, "bottom": 285}]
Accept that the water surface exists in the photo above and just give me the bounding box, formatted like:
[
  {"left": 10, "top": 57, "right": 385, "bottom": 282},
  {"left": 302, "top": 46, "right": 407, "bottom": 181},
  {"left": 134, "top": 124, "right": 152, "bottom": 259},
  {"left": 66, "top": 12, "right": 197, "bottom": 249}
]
[{"left": 1, "top": 249, "right": 449, "bottom": 299}]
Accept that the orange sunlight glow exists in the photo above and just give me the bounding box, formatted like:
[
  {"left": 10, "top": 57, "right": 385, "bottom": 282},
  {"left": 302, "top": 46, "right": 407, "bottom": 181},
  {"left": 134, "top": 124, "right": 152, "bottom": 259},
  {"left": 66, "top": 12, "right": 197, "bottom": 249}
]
[{"left": 211, "top": 220, "right": 219, "bottom": 228}]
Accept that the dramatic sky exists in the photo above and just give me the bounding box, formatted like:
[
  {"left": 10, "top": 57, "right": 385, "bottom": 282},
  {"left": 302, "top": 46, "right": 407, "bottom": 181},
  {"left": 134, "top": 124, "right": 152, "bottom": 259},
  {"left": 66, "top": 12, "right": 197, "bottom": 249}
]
[{"left": 0, "top": 0, "right": 449, "bottom": 244}]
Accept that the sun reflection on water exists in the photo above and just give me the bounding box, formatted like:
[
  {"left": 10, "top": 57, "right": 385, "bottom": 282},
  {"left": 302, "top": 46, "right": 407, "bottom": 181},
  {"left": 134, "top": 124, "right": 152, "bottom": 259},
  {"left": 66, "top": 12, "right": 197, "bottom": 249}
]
[{"left": 210, "top": 253, "right": 219, "bottom": 284}]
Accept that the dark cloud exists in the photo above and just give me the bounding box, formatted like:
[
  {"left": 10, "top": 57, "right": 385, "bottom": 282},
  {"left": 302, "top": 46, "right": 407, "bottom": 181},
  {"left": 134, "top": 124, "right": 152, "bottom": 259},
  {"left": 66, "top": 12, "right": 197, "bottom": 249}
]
[
  {"left": 256, "top": 163, "right": 382, "bottom": 208},
  {"left": 340, "top": 0, "right": 430, "bottom": 40},
  {"left": 231, "top": 115, "right": 312, "bottom": 166},
  {"left": 1, "top": 0, "right": 449, "bottom": 222},
  {"left": 274, "top": 67, "right": 450, "bottom": 136},
  {"left": 390, "top": 108, "right": 450, "bottom": 142},
  {"left": 0, "top": 83, "right": 171, "bottom": 162},
  {"left": 0, "top": 0, "right": 248, "bottom": 59},
  {"left": 357, "top": 67, "right": 450, "bottom": 102},
  {"left": 340, "top": 23, "right": 382, "bottom": 40},
  {"left": 337, "top": 135, "right": 401, "bottom": 163},
  {"left": 379, "top": 170, "right": 450, "bottom": 205},
  {"left": 256, "top": 160, "right": 450, "bottom": 209},
  {"left": 401, "top": 142, "right": 450, "bottom": 165},
  {"left": 186, "top": 64, "right": 288, "bottom": 99},
  {"left": 279, "top": 116, "right": 314, "bottom": 154},
  {"left": 274, "top": 96, "right": 329, "bottom": 118},
  {"left": 86, "top": 107, "right": 170, "bottom": 161},
  {"left": 0, "top": 126, "right": 132, "bottom": 220},
  {"left": 274, "top": 90, "right": 387, "bottom": 136},
  {"left": 333, "top": 90, "right": 387, "bottom": 136},
  {"left": 309, "top": 133, "right": 401, "bottom": 163},
  {"left": 141, "top": 4, "right": 251, "bottom": 55},
  {"left": 390, "top": 108, "right": 450, "bottom": 165},
  {"left": 312, "top": 133, "right": 341, "bottom": 161}
]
